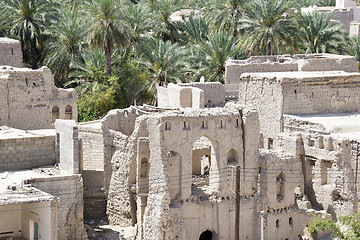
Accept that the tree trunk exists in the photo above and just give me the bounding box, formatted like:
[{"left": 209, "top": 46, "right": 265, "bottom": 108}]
[
  {"left": 105, "top": 38, "right": 112, "bottom": 75},
  {"left": 30, "top": 42, "right": 37, "bottom": 69}
]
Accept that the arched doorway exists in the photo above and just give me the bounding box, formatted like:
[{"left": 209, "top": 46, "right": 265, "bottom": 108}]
[
  {"left": 191, "top": 136, "right": 219, "bottom": 194},
  {"left": 199, "top": 230, "right": 213, "bottom": 240}
]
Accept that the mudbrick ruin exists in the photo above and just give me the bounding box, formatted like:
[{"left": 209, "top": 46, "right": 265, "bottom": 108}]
[{"left": 2, "top": 23, "right": 360, "bottom": 240}]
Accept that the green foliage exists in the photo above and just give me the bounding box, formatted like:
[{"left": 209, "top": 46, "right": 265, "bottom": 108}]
[
  {"left": 298, "top": 12, "right": 349, "bottom": 54},
  {"left": 308, "top": 212, "right": 360, "bottom": 239},
  {"left": 239, "top": 0, "right": 300, "bottom": 55},
  {"left": 1, "top": 0, "right": 359, "bottom": 121}
]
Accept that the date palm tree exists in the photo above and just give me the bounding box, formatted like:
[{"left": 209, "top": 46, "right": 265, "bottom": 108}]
[
  {"left": 239, "top": 0, "right": 299, "bottom": 56},
  {"left": 135, "top": 38, "right": 188, "bottom": 94},
  {"left": 204, "top": 0, "right": 246, "bottom": 36},
  {"left": 45, "top": 10, "right": 86, "bottom": 86},
  {"left": 3, "top": 0, "right": 58, "bottom": 68},
  {"left": 298, "top": 11, "right": 348, "bottom": 54},
  {"left": 86, "top": 0, "right": 129, "bottom": 75}
]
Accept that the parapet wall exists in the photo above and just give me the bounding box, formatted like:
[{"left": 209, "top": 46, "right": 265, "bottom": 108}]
[
  {"left": 225, "top": 54, "right": 358, "bottom": 86},
  {"left": 178, "top": 82, "right": 225, "bottom": 107},
  {"left": 157, "top": 83, "right": 204, "bottom": 108},
  {"left": 0, "top": 38, "right": 23, "bottom": 68},
  {"left": 0, "top": 128, "right": 55, "bottom": 171}
]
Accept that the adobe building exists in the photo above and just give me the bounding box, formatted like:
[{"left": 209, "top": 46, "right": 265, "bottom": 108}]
[{"left": 0, "top": 38, "right": 77, "bottom": 130}]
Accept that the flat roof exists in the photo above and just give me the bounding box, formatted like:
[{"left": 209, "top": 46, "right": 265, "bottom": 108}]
[
  {"left": 0, "top": 127, "right": 55, "bottom": 140},
  {"left": 240, "top": 71, "right": 360, "bottom": 83},
  {"left": 286, "top": 113, "right": 360, "bottom": 140}
]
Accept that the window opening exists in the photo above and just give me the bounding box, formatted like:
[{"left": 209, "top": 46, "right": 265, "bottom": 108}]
[
  {"left": 276, "top": 219, "right": 279, "bottom": 228},
  {"left": 192, "top": 136, "right": 218, "bottom": 194},
  {"left": 227, "top": 148, "right": 238, "bottom": 165},
  {"left": 276, "top": 173, "right": 285, "bottom": 202},
  {"left": 321, "top": 161, "right": 332, "bottom": 185},
  {"left": 202, "top": 120, "right": 208, "bottom": 129},
  {"left": 268, "top": 138, "right": 273, "bottom": 150},
  {"left": 140, "top": 158, "right": 148, "bottom": 178},
  {"left": 52, "top": 106, "right": 59, "bottom": 123},
  {"left": 65, "top": 105, "right": 72, "bottom": 119},
  {"left": 165, "top": 121, "right": 171, "bottom": 130}
]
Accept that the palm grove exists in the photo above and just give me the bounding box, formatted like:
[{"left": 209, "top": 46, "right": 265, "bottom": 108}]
[{"left": 1, "top": 0, "right": 359, "bottom": 121}]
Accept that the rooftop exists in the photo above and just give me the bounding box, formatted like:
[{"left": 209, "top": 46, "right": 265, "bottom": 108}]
[
  {"left": 240, "top": 71, "right": 360, "bottom": 83},
  {"left": 286, "top": 112, "right": 360, "bottom": 140},
  {"left": 0, "top": 126, "right": 55, "bottom": 140}
]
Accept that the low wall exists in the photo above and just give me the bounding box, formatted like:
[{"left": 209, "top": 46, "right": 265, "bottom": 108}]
[{"left": 0, "top": 135, "right": 55, "bottom": 171}]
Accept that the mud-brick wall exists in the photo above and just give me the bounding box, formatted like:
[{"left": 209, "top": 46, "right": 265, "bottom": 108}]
[
  {"left": 0, "top": 38, "right": 23, "bottom": 68},
  {"left": 26, "top": 175, "right": 88, "bottom": 240},
  {"left": 0, "top": 136, "right": 55, "bottom": 171},
  {"left": 79, "top": 127, "right": 104, "bottom": 170}
]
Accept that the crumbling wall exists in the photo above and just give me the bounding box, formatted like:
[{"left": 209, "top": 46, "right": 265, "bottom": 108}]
[
  {"left": 280, "top": 118, "right": 358, "bottom": 218},
  {"left": 238, "top": 77, "right": 283, "bottom": 145},
  {"left": 283, "top": 82, "right": 360, "bottom": 115},
  {"left": 225, "top": 54, "right": 358, "bottom": 86},
  {"left": 101, "top": 108, "right": 141, "bottom": 225},
  {"left": 0, "top": 38, "right": 23, "bottom": 68},
  {"left": 26, "top": 175, "right": 87, "bottom": 240},
  {"left": 0, "top": 133, "right": 55, "bottom": 171},
  {"left": 0, "top": 66, "right": 77, "bottom": 130}
]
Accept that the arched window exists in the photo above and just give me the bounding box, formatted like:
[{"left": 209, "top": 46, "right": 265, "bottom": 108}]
[
  {"left": 140, "top": 158, "right": 148, "bottom": 178},
  {"left": 52, "top": 106, "right": 59, "bottom": 123},
  {"left": 227, "top": 148, "right": 238, "bottom": 165},
  {"left": 276, "top": 173, "right": 285, "bottom": 202},
  {"left": 65, "top": 105, "right": 72, "bottom": 119}
]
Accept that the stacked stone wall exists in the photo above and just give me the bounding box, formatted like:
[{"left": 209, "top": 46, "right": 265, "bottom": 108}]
[
  {"left": 79, "top": 127, "right": 104, "bottom": 170},
  {"left": 0, "top": 135, "right": 55, "bottom": 171}
]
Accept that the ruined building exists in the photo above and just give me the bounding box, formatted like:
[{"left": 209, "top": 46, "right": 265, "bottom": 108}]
[
  {"left": 2, "top": 35, "right": 360, "bottom": 240},
  {"left": 0, "top": 38, "right": 77, "bottom": 130},
  {"left": 0, "top": 38, "right": 86, "bottom": 240}
]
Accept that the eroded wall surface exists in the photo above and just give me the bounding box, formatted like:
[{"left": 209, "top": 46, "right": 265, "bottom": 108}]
[
  {"left": 0, "top": 38, "right": 23, "bottom": 68},
  {"left": 0, "top": 66, "right": 77, "bottom": 130}
]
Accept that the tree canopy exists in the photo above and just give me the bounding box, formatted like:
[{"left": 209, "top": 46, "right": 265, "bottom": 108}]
[{"left": 0, "top": 0, "right": 357, "bottom": 121}]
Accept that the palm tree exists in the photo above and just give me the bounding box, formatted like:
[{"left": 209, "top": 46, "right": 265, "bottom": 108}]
[
  {"left": 149, "top": 0, "right": 186, "bottom": 43},
  {"left": 239, "top": 0, "right": 299, "bottom": 56},
  {"left": 86, "top": 0, "right": 129, "bottom": 75},
  {"left": 135, "top": 38, "right": 188, "bottom": 93},
  {"left": 119, "top": 3, "right": 154, "bottom": 44},
  {"left": 178, "top": 16, "right": 209, "bottom": 44},
  {"left": 349, "top": 37, "right": 360, "bottom": 63},
  {"left": 204, "top": 0, "right": 246, "bottom": 36},
  {"left": 3, "top": 0, "right": 58, "bottom": 68},
  {"left": 196, "top": 31, "right": 240, "bottom": 82},
  {"left": 45, "top": 10, "right": 85, "bottom": 87},
  {"left": 298, "top": 12, "right": 348, "bottom": 54}
]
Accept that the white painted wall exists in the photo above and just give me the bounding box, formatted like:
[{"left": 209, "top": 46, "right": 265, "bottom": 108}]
[{"left": 0, "top": 205, "right": 22, "bottom": 238}]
